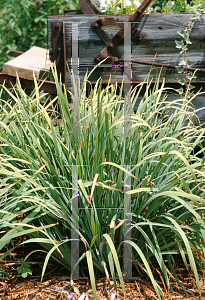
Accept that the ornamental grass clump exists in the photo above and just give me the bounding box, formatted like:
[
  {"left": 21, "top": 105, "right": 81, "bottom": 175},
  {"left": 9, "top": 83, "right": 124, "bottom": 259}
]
[{"left": 1, "top": 68, "right": 205, "bottom": 299}]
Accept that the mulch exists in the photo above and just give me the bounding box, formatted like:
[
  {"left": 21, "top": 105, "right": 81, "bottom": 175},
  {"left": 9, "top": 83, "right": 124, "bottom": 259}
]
[
  {"left": 1, "top": 273, "right": 205, "bottom": 300},
  {"left": 1, "top": 243, "right": 205, "bottom": 299}
]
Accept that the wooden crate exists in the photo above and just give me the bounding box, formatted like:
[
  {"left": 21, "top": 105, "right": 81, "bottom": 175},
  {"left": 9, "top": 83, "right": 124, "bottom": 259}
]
[
  {"left": 47, "top": 13, "right": 205, "bottom": 86},
  {"left": 47, "top": 12, "right": 205, "bottom": 124}
]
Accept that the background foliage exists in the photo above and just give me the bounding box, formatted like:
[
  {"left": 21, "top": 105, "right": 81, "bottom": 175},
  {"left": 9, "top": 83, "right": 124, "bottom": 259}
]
[
  {"left": 0, "top": 0, "right": 79, "bottom": 71},
  {"left": 97, "top": 0, "right": 204, "bottom": 15},
  {"left": 160, "top": 0, "right": 205, "bottom": 13}
]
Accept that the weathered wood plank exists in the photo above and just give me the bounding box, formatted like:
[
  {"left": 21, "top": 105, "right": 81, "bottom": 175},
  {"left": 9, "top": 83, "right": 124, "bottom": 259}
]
[
  {"left": 48, "top": 13, "right": 205, "bottom": 87},
  {"left": 3, "top": 46, "right": 50, "bottom": 80},
  {"left": 47, "top": 14, "right": 205, "bottom": 124}
]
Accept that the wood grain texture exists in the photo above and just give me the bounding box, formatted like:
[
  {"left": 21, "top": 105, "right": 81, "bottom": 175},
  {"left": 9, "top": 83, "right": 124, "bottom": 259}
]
[
  {"left": 48, "top": 13, "right": 205, "bottom": 86},
  {"left": 3, "top": 46, "right": 50, "bottom": 80},
  {"left": 48, "top": 13, "right": 205, "bottom": 123}
]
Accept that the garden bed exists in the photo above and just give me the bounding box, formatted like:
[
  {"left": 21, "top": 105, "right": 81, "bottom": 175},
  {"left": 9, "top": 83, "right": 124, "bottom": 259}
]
[
  {"left": 1, "top": 243, "right": 204, "bottom": 299},
  {"left": 1, "top": 275, "right": 205, "bottom": 299}
]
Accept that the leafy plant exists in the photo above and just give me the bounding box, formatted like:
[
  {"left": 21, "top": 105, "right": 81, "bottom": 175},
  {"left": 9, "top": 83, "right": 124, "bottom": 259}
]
[
  {"left": 1, "top": 68, "right": 205, "bottom": 298},
  {"left": 17, "top": 258, "right": 32, "bottom": 278},
  {"left": 161, "top": 0, "right": 205, "bottom": 13},
  {"left": 174, "top": 4, "right": 205, "bottom": 97},
  {"left": 0, "top": 0, "right": 79, "bottom": 71},
  {"left": 97, "top": 0, "right": 153, "bottom": 14},
  {"left": 97, "top": 0, "right": 205, "bottom": 15},
  {"left": 0, "top": 265, "right": 12, "bottom": 279}
]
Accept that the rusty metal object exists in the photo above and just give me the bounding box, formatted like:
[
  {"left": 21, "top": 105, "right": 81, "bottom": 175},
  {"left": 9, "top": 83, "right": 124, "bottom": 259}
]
[
  {"left": 131, "top": 27, "right": 145, "bottom": 41},
  {"left": 118, "top": 58, "right": 205, "bottom": 73},
  {"left": 79, "top": 0, "right": 96, "bottom": 14},
  {"left": 91, "top": 17, "right": 139, "bottom": 80},
  {"left": 93, "top": 0, "right": 154, "bottom": 65},
  {"left": 35, "top": 79, "right": 57, "bottom": 95},
  {"left": 0, "top": 73, "right": 57, "bottom": 95},
  {"left": 52, "top": 22, "right": 66, "bottom": 84},
  {"left": 10, "top": 50, "right": 24, "bottom": 57},
  {"left": 91, "top": 18, "right": 124, "bottom": 63},
  {"left": 87, "top": 80, "right": 205, "bottom": 95},
  {"left": 1, "top": 72, "right": 205, "bottom": 103},
  {"left": 129, "top": 0, "right": 154, "bottom": 22},
  {"left": 91, "top": 17, "right": 141, "bottom": 64},
  {"left": 90, "top": 0, "right": 153, "bottom": 81}
]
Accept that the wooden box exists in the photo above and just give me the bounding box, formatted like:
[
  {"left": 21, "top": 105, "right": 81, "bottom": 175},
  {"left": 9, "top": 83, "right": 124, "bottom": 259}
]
[
  {"left": 47, "top": 13, "right": 205, "bottom": 87},
  {"left": 47, "top": 12, "right": 205, "bottom": 123}
]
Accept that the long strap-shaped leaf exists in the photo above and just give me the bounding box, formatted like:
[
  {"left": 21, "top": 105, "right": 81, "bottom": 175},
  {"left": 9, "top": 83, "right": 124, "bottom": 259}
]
[
  {"left": 103, "top": 234, "right": 126, "bottom": 295},
  {"left": 125, "top": 240, "right": 163, "bottom": 299},
  {"left": 165, "top": 216, "right": 201, "bottom": 295},
  {"left": 86, "top": 250, "right": 97, "bottom": 300}
]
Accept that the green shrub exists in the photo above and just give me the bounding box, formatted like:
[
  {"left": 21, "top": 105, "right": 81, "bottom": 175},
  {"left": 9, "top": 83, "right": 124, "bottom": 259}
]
[
  {"left": 0, "top": 0, "right": 79, "bottom": 71},
  {"left": 152, "top": 0, "right": 204, "bottom": 13},
  {"left": 0, "top": 68, "right": 205, "bottom": 299}
]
